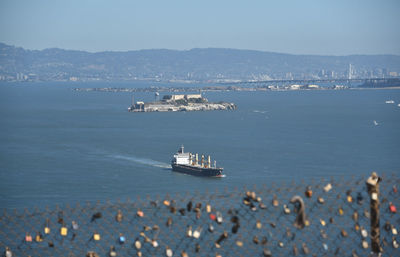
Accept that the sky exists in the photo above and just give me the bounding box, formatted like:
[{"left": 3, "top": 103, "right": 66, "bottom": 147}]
[{"left": 0, "top": 0, "right": 399, "bottom": 55}]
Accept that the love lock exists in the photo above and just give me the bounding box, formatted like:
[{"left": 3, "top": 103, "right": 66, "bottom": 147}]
[
  {"left": 109, "top": 246, "right": 117, "bottom": 257},
  {"left": 272, "top": 194, "right": 279, "bottom": 207},
  {"left": 116, "top": 210, "right": 123, "bottom": 222},
  {"left": 186, "top": 225, "right": 193, "bottom": 237},
  {"left": 253, "top": 235, "right": 259, "bottom": 244},
  {"left": 193, "top": 227, "right": 202, "bottom": 239},
  {"left": 256, "top": 220, "right": 262, "bottom": 229},
  {"left": 165, "top": 246, "right": 173, "bottom": 257},
  {"left": 187, "top": 201, "right": 193, "bottom": 212},
  {"left": 135, "top": 238, "right": 142, "bottom": 250},
  {"left": 166, "top": 217, "right": 172, "bottom": 227},
  {"left": 305, "top": 186, "right": 312, "bottom": 198}
]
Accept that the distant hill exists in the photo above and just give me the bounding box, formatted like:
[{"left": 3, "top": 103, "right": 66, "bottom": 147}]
[{"left": 0, "top": 42, "right": 399, "bottom": 82}]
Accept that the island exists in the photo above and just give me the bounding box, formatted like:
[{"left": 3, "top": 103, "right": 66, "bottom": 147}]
[{"left": 128, "top": 93, "right": 237, "bottom": 112}]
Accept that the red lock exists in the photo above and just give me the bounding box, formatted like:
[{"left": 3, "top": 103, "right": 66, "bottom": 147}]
[
  {"left": 209, "top": 213, "right": 216, "bottom": 221},
  {"left": 389, "top": 202, "right": 397, "bottom": 213}
]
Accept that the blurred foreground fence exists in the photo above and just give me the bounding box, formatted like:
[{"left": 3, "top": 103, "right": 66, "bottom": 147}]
[{"left": 1, "top": 173, "right": 399, "bottom": 257}]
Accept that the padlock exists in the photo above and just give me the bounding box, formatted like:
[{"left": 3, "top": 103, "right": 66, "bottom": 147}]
[
  {"left": 60, "top": 226, "right": 68, "bottom": 236},
  {"left": 263, "top": 249, "right": 272, "bottom": 257},
  {"left": 323, "top": 183, "right": 332, "bottom": 192},
  {"left": 181, "top": 251, "right": 189, "bottom": 257},
  {"left": 253, "top": 235, "right": 259, "bottom": 244},
  {"left": 25, "top": 233, "right": 32, "bottom": 242},
  {"left": 216, "top": 211, "right": 223, "bottom": 224},
  {"left": 93, "top": 233, "right": 101, "bottom": 241},
  {"left": 72, "top": 220, "right": 79, "bottom": 230},
  {"left": 305, "top": 186, "right": 312, "bottom": 198},
  {"left": 187, "top": 201, "right": 193, "bottom": 212},
  {"left": 347, "top": 195, "right": 353, "bottom": 203},
  {"left": 283, "top": 205, "right": 290, "bottom": 214},
  {"left": 119, "top": 234, "right": 126, "bottom": 244},
  {"left": 4, "top": 247, "right": 12, "bottom": 257},
  {"left": 256, "top": 220, "right": 262, "bottom": 229},
  {"left": 341, "top": 229, "right": 348, "bottom": 237},
  {"left": 91, "top": 212, "right": 102, "bottom": 222},
  {"left": 389, "top": 202, "right": 397, "bottom": 213},
  {"left": 320, "top": 219, "right": 326, "bottom": 226},
  {"left": 317, "top": 197, "right": 325, "bottom": 204},
  {"left": 352, "top": 211, "right": 358, "bottom": 222},
  {"left": 208, "top": 224, "right": 214, "bottom": 233},
  {"left": 152, "top": 240, "right": 159, "bottom": 248},
  {"left": 186, "top": 225, "right": 193, "bottom": 237},
  {"left": 362, "top": 240, "right": 368, "bottom": 249},
  {"left": 135, "top": 238, "right": 142, "bottom": 250},
  {"left": 393, "top": 238, "right": 399, "bottom": 249},
  {"left": 193, "top": 227, "right": 202, "bottom": 239},
  {"left": 361, "top": 228, "right": 368, "bottom": 238},
  {"left": 35, "top": 233, "right": 43, "bottom": 242},
  {"left": 166, "top": 217, "right": 172, "bottom": 227},
  {"left": 137, "top": 209, "right": 144, "bottom": 217},
  {"left": 196, "top": 210, "right": 201, "bottom": 219},
  {"left": 166, "top": 246, "right": 173, "bottom": 257},
  {"left": 163, "top": 200, "right": 170, "bottom": 206},
  {"left": 109, "top": 246, "right": 117, "bottom": 257},
  {"left": 116, "top": 210, "right": 123, "bottom": 222},
  {"left": 236, "top": 240, "right": 243, "bottom": 247},
  {"left": 44, "top": 226, "right": 50, "bottom": 235},
  {"left": 206, "top": 204, "right": 211, "bottom": 213},
  {"left": 209, "top": 213, "right": 216, "bottom": 221},
  {"left": 272, "top": 195, "right": 279, "bottom": 207}
]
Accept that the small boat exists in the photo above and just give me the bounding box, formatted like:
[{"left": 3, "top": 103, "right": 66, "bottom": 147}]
[
  {"left": 385, "top": 100, "right": 395, "bottom": 104},
  {"left": 373, "top": 120, "right": 378, "bottom": 126},
  {"left": 171, "top": 146, "right": 224, "bottom": 177}
]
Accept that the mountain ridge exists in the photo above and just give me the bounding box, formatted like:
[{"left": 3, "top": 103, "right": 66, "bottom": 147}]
[{"left": 1, "top": 42, "right": 399, "bottom": 82}]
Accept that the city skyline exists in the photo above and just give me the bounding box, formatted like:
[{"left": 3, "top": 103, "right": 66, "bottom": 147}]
[{"left": 0, "top": 0, "right": 399, "bottom": 55}]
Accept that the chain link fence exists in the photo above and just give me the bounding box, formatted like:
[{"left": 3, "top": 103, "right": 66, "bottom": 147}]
[{"left": 1, "top": 173, "right": 399, "bottom": 257}]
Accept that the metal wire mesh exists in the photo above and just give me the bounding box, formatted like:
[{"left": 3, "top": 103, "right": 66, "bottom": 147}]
[{"left": 0, "top": 173, "right": 399, "bottom": 257}]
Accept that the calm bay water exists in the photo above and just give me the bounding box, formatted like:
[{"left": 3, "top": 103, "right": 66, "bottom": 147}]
[{"left": 0, "top": 82, "right": 399, "bottom": 209}]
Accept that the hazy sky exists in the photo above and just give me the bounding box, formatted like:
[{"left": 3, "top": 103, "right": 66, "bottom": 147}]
[{"left": 0, "top": 0, "right": 399, "bottom": 55}]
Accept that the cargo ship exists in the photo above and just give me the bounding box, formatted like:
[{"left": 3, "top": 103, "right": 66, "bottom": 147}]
[{"left": 171, "top": 146, "right": 224, "bottom": 177}]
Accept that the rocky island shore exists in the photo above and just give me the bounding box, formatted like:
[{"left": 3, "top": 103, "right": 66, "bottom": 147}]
[{"left": 128, "top": 94, "right": 236, "bottom": 112}]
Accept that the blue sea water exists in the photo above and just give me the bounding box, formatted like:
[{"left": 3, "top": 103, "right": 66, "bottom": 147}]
[{"left": 0, "top": 82, "right": 399, "bottom": 209}]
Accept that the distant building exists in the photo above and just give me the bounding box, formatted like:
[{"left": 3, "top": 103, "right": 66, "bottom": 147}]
[{"left": 166, "top": 94, "right": 203, "bottom": 101}]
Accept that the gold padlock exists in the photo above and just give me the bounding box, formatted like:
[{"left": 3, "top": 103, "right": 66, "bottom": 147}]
[
  {"left": 93, "top": 233, "right": 101, "bottom": 241},
  {"left": 60, "top": 227, "right": 68, "bottom": 236}
]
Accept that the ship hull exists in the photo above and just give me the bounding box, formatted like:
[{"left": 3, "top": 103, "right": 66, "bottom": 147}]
[{"left": 171, "top": 164, "right": 223, "bottom": 177}]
